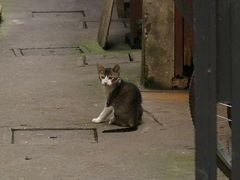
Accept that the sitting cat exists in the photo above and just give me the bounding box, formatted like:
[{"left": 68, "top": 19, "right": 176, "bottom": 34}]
[{"left": 92, "top": 64, "right": 143, "bottom": 133}]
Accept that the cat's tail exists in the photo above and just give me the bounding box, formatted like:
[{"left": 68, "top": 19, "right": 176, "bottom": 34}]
[{"left": 102, "top": 126, "right": 137, "bottom": 133}]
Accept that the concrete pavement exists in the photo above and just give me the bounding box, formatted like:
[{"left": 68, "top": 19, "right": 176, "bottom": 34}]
[{"left": 0, "top": 0, "right": 228, "bottom": 179}]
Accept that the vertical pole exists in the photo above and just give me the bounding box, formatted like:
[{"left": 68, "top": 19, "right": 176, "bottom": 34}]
[
  {"left": 141, "top": 0, "right": 146, "bottom": 86},
  {"left": 174, "top": 7, "right": 184, "bottom": 77},
  {"left": 193, "top": 0, "right": 217, "bottom": 179},
  {"left": 231, "top": 0, "right": 240, "bottom": 179},
  {"left": 130, "top": 0, "right": 142, "bottom": 40},
  {"left": 116, "top": 0, "right": 125, "bottom": 18},
  {"left": 216, "top": 0, "right": 231, "bottom": 101}
]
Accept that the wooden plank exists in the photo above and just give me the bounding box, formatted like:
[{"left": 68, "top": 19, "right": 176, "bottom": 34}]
[
  {"left": 130, "top": 0, "right": 142, "bottom": 38},
  {"left": 116, "top": 0, "right": 125, "bottom": 18},
  {"left": 126, "top": 0, "right": 142, "bottom": 48},
  {"left": 183, "top": 24, "right": 192, "bottom": 66},
  {"left": 97, "top": 0, "right": 114, "bottom": 49},
  {"left": 174, "top": 0, "right": 193, "bottom": 26},
  {"left": 174, "top": 7, "right": 184, "bottom": 76}
]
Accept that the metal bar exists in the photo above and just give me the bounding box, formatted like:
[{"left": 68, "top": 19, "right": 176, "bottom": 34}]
[
  {"left": 231, "top": 0, "right": 240, "bottom": 179},
  {"left": 216, "top": 115, "right": 231, "bottom": 122},
  {"left": 193, "top": 0, "right": 217, "bottom": 179},
  {"left": 219, "top": 102, "right": 232, "bottom": 108},
  {"left": 216, "top": 0, "right": 231, "bottom": 101}
]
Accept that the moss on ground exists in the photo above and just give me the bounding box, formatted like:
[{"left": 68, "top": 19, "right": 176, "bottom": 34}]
[{"left": 78, "top": 40, "right": 140, "bottom": 56}]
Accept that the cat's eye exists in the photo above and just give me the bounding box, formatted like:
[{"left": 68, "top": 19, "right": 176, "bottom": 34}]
[
  {"left": 100, "top": 75, "right": 105, "bottom": 79},
  {"left": 108, "top": 76, "right": 113, "bottom": 80}
]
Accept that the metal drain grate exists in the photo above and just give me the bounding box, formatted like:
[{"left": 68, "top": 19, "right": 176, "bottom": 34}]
[
  {"left": 10, "top": 127, "right": 98, "bottom": 144},
  {"left": 10, "top": 47, "right": 83, "bottom": 57},
  {"left": 32, "top": 10, "right": 86, "bottom": 18}
]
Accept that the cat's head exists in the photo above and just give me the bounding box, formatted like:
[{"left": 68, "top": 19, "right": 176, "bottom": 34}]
[{"left": 97, "top": 64, "right": 120, "bottom": 86}]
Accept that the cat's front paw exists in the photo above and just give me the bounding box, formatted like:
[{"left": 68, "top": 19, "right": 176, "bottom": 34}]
[{"left": 92, "top": 118, "right": 102, "bottom": 123}]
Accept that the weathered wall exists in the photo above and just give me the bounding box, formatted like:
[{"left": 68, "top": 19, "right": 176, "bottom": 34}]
[{"left": 142, "top": 0, "right": 174, "bottom": 89}]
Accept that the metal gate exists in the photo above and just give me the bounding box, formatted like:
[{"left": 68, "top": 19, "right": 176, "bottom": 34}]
[{"left": 175, "top": 0, "right": 240, "bottom": 179}]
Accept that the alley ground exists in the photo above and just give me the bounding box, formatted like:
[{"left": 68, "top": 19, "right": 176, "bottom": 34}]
[{"left": 0, "top": 0, "right": 227, "bottom": 179}]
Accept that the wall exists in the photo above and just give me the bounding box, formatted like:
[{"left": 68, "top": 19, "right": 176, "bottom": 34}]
[{"left": 142, "top": 0, "right": 174, "bottom": 89}]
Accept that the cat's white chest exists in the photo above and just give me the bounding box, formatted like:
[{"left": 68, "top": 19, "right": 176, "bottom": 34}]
[{"left": 104, "top": 86, "right": 114, "bottom": 96}]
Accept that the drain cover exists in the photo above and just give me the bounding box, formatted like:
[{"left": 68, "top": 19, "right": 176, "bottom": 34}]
[
  {"left": 11, "top": 47, "right": 83, "bottom": 57},
  {"left": 83, "top": 20, "right": 129, "bottom": 29},
  {"left": 32, "top": 10, "right": 86, "bottom": 18},
  {"left": 10, "top": 127, "right": 98, "bottom": 144}
]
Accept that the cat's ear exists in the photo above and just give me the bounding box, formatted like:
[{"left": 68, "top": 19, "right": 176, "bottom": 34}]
[
  {"left": 97, "top": 64, "right": 104, "bottom": 74},
  {"left": 112, "top": 64, "right": 120, "bottom": 73}
]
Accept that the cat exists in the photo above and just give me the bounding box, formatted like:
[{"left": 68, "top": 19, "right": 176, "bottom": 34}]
[{"left": 92, "top": 64, "right": 143, "bottom": 133}]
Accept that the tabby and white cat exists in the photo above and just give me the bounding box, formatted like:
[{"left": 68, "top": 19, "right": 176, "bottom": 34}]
[{"left": 92, "top": 64, "right": 143, "bottom": 133}]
